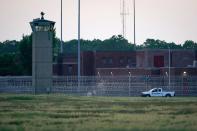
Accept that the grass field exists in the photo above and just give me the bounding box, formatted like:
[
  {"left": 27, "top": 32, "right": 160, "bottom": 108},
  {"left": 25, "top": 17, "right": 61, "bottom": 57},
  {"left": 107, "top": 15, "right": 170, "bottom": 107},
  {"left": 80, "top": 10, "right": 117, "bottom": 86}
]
[{"left": 0, "top": 94, "right": 197, "bottom": 131}]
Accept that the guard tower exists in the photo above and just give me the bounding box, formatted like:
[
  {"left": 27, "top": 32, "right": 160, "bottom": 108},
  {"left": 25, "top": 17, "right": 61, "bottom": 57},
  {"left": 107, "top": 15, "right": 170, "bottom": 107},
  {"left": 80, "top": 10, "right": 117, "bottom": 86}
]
[{"left": 30, "top": 12, "right": 55, "bottom": 93}]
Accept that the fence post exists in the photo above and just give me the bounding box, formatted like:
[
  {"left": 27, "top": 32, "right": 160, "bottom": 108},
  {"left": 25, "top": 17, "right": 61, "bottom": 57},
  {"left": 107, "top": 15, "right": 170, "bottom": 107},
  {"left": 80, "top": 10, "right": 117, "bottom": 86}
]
[
  {"left": 129, "top": 76, "right": 131, "bottom": 96},
  {"left": 145, "top": 76, "right": 148, "bottom": 90}
]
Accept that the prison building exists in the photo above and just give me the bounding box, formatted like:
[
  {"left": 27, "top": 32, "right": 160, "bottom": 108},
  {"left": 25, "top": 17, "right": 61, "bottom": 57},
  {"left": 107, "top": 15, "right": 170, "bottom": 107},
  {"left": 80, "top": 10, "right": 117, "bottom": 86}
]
[{"left": 53, "top": 49, "right": 197, "bottom": 76}]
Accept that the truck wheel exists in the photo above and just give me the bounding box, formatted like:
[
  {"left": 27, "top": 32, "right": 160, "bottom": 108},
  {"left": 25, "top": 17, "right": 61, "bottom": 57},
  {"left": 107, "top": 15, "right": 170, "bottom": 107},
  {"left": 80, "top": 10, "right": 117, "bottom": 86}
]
[
  {"left": 165, "top": 94, "right": 171, "bottom": 97},
  {"left": 146, "top": 94, "right": 151, "bottom": 97}
]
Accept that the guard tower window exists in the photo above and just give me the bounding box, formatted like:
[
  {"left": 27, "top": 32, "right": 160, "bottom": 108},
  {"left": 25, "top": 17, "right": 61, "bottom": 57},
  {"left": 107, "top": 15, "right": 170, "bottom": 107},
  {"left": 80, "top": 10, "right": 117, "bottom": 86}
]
[{"left": 35, "top": 26, "right": 51, "bottom": 32}]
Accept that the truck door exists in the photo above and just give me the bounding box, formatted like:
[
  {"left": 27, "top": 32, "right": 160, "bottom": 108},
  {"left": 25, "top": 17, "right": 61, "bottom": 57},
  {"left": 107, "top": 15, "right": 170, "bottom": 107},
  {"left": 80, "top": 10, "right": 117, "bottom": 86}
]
[
  {"left": 151, "top": 88, "right": 158, "bottom": 96},
  {"left": 151, "top": 88, "right": 162, "bottom": 96},
  {"left": 157, "top": 88, "right": 163, "bottom": 96}
]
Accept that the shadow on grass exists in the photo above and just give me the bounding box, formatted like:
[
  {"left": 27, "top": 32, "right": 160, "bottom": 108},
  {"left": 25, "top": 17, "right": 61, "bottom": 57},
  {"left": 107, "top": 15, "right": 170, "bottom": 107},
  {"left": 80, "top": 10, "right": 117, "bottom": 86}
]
[{"left": 4, "top": 96, "right": 34, "bottom": 101}]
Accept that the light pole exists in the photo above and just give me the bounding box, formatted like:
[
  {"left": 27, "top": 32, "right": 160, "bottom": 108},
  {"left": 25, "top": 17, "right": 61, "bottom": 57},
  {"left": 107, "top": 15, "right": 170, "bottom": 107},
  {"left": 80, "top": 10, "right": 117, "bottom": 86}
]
[
  {"left": 110, "top": 72, "right": 113, "bottom": 76},
  {"left": 133, "top": 0, "right": 136, "bottom": 46},
  {"left": 78, "top": 0, "right": 81, "bottom": 88},
  {"left": 129, "top": 72, "right": 131, "bottom": 96},
  {"left": 168, "top": 45, "right": 171, "bottom": 89}
]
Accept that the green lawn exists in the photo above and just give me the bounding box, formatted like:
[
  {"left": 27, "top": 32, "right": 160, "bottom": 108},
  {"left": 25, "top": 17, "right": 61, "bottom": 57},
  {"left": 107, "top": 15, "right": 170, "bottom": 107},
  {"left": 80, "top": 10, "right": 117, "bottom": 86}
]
[{"left": 0, "top": 94, "right": 197, "bottom": 131}]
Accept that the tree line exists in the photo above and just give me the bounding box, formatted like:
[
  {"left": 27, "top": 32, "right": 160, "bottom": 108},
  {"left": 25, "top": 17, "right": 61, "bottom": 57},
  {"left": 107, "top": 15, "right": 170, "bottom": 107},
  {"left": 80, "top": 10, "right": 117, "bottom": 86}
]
[{"left": 0, "top": 34, "right": 197, "bottom": 76}]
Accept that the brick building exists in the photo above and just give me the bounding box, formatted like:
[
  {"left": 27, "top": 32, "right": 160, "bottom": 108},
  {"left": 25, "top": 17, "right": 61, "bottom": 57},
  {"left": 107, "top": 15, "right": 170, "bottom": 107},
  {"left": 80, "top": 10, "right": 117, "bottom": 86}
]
[{"left": 53, "top": 49, "right": 197, "bottom": 76}]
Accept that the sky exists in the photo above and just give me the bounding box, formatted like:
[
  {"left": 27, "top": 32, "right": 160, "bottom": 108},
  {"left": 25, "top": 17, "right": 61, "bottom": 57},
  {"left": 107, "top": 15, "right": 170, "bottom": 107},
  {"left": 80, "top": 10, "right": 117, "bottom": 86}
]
[{"left": 0, "top": 0, "right": 197, "bottom": 45}]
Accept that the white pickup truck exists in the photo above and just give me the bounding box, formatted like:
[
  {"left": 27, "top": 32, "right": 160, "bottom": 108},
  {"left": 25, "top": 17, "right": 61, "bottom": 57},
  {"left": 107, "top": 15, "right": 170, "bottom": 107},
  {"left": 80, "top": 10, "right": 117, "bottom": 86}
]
[{"left": 141, "top": 88, "right": 175, "bottom": 97}]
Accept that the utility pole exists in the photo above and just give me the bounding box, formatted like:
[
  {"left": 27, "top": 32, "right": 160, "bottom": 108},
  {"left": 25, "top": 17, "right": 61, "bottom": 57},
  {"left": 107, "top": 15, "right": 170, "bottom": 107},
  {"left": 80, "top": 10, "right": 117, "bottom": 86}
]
[
  {"left": 122, "top": 0, "right": 126, "bottom": 37},
  {"left": 60, "top": 0, "right": 63, "bottom": 53},
  {"left": 120, "top": 0, "right": 128, "bottom": 38},
  {"left": 129, "top": 72, "right": 131, "bottom": 96},
  {"left": 78, "top": 0, "right": 81, "bottom": 88}
]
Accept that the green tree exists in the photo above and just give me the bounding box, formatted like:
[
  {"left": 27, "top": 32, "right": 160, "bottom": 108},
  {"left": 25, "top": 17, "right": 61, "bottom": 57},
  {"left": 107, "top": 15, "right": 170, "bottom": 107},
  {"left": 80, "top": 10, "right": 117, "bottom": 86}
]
[
  {"left": 143, "top": 39, "right": 182, "bottom": 49},
  {"left": 63, "top": 35, "right": 135, "bottom": 53},
  {"left": 183, "top": 40, "right": 197, "bottom": 49},
  {"left": 18, "top": 35, "right": 32, "bottom": 75},
  {"left": 0, "top": 40, "right": 18, "bottom": 54},
  {"left": 52, "top": 31, "right": 61, "bottom": 60},
  {"left": 0, "top": 54, "right": 22, "bottom": 76},
  {"left": 101, "top": 35, "right": 134, "bottom": 51}
]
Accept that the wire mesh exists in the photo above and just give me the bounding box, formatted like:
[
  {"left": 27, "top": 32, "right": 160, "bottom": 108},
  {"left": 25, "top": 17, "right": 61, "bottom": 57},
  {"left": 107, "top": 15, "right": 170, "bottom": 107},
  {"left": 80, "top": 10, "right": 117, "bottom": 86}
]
[{"left": 0, "top": 76, "right": 197, "bottom": 96}]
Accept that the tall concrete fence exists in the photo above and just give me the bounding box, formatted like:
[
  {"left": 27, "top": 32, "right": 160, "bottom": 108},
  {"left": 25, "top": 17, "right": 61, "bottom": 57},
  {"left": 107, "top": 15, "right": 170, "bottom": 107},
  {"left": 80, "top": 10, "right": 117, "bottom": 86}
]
[{"left": 0, "top": 76, "right": 197, "bottom": 96}]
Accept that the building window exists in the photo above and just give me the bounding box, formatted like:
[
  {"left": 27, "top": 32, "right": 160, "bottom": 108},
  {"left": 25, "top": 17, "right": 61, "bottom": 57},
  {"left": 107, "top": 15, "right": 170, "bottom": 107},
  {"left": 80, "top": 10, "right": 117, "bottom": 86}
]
[
  {"left": 119, "top": 57, "right": 124, "bottom": 64},
  {"left": 131, "top": 63, "right": 136, "bottom": 67},
  {"left": 108, "top": 58, "right": 113, "bottom": 64},
  {"left": 126, "top": 57, "right": 136, "bottom": 67},
  {"left": 102, "top": 57, "right": 107, "bottom": 64},
  {"left": 102, "top": 57, "right": 113, "bottom": 65},
  {"left": 68, "top": 65, "right": 73, "bottom": 75},
  {"left": 127, "top": 57, "right": 132, "bottom": 64},
  {"left": 154, "top": 56, "right": 164, "bottom": 67}
]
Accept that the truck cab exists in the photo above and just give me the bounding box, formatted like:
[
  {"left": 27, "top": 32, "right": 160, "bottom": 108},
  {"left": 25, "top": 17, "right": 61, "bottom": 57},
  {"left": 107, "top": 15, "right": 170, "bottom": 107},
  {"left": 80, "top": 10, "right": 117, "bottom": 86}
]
[{"left": 151, "top": 88, "right": 163, "bottom": 97}]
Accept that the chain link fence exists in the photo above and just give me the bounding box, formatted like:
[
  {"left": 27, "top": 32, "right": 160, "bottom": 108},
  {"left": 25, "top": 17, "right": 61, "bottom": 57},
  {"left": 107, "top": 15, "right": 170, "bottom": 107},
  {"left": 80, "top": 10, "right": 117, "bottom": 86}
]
[{"left": 0, "top": 76, "right": 197, "bottom": 96}]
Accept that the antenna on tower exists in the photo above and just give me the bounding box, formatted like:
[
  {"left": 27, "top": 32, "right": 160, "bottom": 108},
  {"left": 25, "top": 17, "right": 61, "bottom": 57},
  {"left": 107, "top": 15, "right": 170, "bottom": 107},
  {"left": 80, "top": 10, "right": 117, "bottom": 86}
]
[{"left": 120, "top": 0, "right": 129, "bottom": 38}]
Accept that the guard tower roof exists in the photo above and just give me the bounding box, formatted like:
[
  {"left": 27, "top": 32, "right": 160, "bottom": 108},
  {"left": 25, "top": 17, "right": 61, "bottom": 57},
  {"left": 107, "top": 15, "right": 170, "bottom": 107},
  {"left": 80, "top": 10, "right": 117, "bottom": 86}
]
[{"left": 30, "top": 12, "right": 55, "bottom": 32}]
